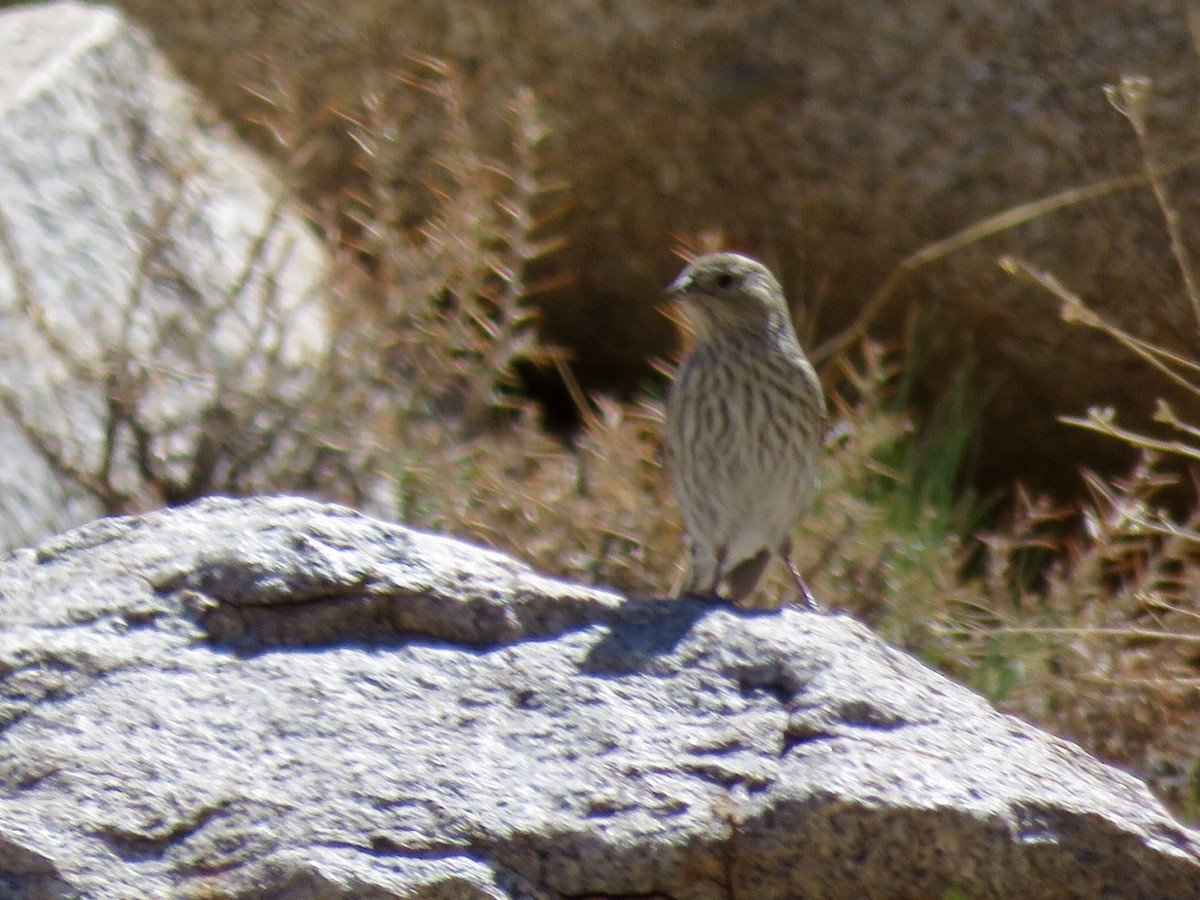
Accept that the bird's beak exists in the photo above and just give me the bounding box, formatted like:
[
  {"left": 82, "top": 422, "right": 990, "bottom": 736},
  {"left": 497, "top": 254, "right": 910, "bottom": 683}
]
[
  {"left": 665, "top": 278, "right": 708, "bottom": 339},
  {"left": 666, "top": 272, "right": 694, "bottom": 299}
]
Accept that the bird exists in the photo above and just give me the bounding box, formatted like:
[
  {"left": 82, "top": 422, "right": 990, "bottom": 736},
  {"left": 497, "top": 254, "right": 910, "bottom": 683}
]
[{"left": 664, "top": 252, "right": 826, "bottom": 608}]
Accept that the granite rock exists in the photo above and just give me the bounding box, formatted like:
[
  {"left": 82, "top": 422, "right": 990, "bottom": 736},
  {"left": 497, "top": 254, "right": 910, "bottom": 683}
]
[{"left": 0, "top": 496, "right": 1196, "bottom": 898}]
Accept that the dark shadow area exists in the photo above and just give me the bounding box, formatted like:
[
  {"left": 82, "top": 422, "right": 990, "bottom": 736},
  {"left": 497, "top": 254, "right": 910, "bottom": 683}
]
[{"left": 581, "top": 596, "right": 762, "bottom": 675}]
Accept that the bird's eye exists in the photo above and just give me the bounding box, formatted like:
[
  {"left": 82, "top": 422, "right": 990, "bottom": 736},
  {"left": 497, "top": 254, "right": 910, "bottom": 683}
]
[{"left": 715, "top": 272, "right": 735, "bottom": 289}]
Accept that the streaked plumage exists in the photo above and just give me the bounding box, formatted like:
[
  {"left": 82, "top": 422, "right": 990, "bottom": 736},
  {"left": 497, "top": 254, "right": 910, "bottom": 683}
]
[{"left": 665, "top": 252, "right": 826, "bottom": 607}]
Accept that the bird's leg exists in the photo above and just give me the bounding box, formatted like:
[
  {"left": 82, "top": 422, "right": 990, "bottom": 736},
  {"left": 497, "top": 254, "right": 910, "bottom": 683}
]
[
  {"left": 675, "top": 542, "right": 724, "bottom": 600},
  {"left": 781, "top": 540, "right": 821, "bottom": 611},
  {"left": 708, "top": 546, "right": 729, "bottom": 601},
  {"left": 725, "top": 549, "right": 771, "bottom": 606}
]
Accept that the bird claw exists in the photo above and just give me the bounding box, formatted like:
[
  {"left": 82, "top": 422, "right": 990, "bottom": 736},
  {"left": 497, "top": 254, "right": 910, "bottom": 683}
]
[{"left": 796, "top": 585, "right": 823, "bottom": 612}]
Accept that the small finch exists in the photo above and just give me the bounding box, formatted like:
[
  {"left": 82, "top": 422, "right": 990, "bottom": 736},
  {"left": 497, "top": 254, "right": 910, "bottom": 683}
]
[{"left": 665, "top": 252, "right": 826, "bottom": 608}]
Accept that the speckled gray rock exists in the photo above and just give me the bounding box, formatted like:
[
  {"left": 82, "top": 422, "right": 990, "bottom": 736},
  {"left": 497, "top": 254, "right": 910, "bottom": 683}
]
[
  {"left": 0, "top": 2, "right": 329, "bottom": 551},
  {"left": 0, "top": 495, "right": 1197, "bottom": 898}
]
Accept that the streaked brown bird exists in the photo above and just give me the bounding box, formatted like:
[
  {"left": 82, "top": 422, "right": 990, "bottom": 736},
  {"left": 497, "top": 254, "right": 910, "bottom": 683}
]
[{"left": 665, "top": 252, "right": 826, "bottom": 607}]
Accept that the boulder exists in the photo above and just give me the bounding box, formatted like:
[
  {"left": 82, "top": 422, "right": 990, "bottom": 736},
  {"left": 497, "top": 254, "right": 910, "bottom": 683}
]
[
  {"left": 0, "top": 495, "right": 1196, "bottom": 898},
  {"left": 0, "top": 2, "right": 330, "bottom": 551}
]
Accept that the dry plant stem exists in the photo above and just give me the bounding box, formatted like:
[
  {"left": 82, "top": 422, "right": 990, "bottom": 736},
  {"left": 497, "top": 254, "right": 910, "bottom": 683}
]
[
  {"left": 1061, "top": 412, "right": 1200, "bottom": 463},
  {"left": 813, "top": 150, "right": 1200, "bottom": 365},
  {"left": 945, "top": 623, "right": 1200, "bottom": 644},
  {"left": 108, "top": 181, "right": 190, "bottom": 495},
  {"left": 0, "top": 204, "right": 98, "bottom": 385},
  {"left": 0, "top": 202, "right": 126, "bottom": 505},
  {"left": 1001, "top": 256, "right": 1200, "bottom": 399},
  {"left": 1104, "top": 75, "right": 1200, "bottom": 333},
  {"left": 553, "top": 354, "right": 592, "bottom": 431},
  {"left": 1155, "top": 399, "right": 1200, "bottom": 440},
  {"left": 1084, "top": 676, "right": 1200, "bottom": 687}
]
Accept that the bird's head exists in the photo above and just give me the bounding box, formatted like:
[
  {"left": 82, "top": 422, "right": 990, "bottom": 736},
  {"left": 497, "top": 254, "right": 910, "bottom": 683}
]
[{"left": 666, "top": 252, "right": 793, "bottom": 341}]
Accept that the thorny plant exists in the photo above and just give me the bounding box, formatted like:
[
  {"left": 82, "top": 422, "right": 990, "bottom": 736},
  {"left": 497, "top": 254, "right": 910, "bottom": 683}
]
[
  {"left": 241, "top": 56, "right": 686, "bottom": 591},
  {"left": 309, "top": 57, "right": 566, "bottom": 433}
]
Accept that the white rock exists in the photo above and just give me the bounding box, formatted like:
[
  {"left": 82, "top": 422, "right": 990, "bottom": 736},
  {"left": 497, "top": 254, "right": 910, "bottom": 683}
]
[{"left": 0, "top": 2, "right": 330, "bottom": 549}]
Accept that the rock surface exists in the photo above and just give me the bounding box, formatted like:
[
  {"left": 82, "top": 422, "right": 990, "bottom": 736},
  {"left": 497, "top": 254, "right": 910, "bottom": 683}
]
[
  {"left": 0, "top": 495, "right": 1197, "bottom": 898},
  {"left": 0, "top": 2, "right": 329, "bottom": 551},
  {"left": 90, "top": 0, "right": 1200, "bottom": 490}
]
